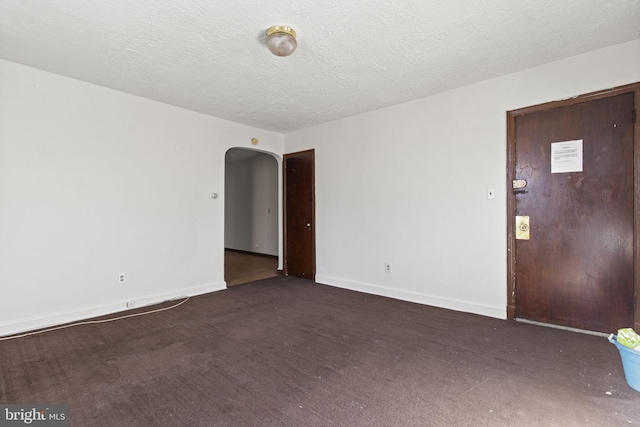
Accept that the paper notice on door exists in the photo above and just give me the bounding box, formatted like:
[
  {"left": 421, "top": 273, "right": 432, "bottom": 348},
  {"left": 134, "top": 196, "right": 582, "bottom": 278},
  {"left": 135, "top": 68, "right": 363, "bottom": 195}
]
[{"left": 551, "top": 139, "right": 583, "bottom": 173}]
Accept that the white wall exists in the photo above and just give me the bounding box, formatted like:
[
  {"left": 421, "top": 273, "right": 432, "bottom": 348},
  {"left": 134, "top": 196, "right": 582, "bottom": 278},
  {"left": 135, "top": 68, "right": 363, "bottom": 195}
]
[
  {"left": 284, "top": 39, "right": 640, "bottom": 319},
  {"left": 2, "top": 40, "right": 638, "bottom": 336},
  {"left": 225, "top": 151, "right": 279, "bottom": 256},
  {"left": 0, "top": 59, "right": 284, "bottom": 336}
]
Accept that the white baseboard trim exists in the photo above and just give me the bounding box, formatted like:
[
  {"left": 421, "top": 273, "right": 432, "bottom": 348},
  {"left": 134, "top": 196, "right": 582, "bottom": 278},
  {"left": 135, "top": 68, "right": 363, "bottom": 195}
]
[
  {"left": 515, "top": 318, "right": 608, "bottom": 337},
  {"left": 0, "top": 281, "right": 227, "bottom": 338},
  {"left": 315, "top": 275, "right": 506, "bottom": 320}
]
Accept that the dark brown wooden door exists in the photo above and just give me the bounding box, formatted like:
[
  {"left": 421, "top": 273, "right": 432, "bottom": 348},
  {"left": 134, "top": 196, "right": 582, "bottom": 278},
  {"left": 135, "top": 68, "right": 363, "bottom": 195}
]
[
  {"left": 513, "top": 93, "right": 635, "bottom": 333},
  {"left": 284, "top": 149, "right": 315, "bottom": 280}
]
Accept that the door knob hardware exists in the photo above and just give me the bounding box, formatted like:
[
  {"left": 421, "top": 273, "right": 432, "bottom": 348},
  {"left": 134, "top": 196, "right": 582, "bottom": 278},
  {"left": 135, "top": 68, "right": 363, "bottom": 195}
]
[{"left": 515, "top": 216, "right": 530, "bottom": 240}]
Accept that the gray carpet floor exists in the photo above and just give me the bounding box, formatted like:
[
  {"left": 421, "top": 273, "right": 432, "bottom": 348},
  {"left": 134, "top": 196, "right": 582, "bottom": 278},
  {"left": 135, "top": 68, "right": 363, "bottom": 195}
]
[{"left": 1, "top": 275, "right": 639, "bottom": 426}]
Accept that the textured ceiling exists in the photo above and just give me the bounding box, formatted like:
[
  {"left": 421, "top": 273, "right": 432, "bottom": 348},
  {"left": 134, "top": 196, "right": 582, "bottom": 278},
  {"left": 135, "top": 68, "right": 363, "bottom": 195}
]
[{"left": 1, "top": 1, "right": 639, "bottom": 133}]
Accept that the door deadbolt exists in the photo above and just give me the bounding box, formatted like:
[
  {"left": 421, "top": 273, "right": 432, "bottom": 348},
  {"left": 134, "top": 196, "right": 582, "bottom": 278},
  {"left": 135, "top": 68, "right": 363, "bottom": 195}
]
[
  {"left": 512, "top": 179, "right": 528, "bottom": 194},
  {"left": 512, "top": 179, "right": 527, "bottom": 189},
  {"left": 515, "top": 216, "right": 530, "bottom": 240}
]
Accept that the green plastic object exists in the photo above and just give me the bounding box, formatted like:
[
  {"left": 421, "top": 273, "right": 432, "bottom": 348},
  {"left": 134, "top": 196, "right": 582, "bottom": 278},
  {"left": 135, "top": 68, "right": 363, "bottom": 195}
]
[{"left": 617, "top": 328, "right": 640, "bottom": 350}]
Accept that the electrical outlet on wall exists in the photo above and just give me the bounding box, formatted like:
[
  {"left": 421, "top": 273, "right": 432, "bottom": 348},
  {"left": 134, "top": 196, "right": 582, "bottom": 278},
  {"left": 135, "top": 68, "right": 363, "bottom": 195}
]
[
  {"left": 118, "top": 273, "right": 126, "bottom": 284},
  {"left": 385, "top": 263, "right": 392, "bottom": 273}
]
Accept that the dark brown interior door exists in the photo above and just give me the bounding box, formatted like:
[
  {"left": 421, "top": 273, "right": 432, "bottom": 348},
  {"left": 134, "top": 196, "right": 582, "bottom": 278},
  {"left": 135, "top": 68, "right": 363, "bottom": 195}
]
[
  {"left": 284, "top": 149, "right": 315, "bottom": 280},
  {"left": 512, "top": 92, "right": 635, "bottom": 333}
]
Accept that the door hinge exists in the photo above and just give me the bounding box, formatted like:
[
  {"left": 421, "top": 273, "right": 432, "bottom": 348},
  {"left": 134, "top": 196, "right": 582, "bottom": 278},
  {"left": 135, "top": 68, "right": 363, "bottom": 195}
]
[{"left": 633, "top": 109, "right": 637, "bottom": 124}]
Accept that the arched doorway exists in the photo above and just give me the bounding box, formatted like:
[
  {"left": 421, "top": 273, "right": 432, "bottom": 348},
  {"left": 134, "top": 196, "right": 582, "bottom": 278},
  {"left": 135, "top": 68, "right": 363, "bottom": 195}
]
[{"left": 224, "top": 148, "right": 279, "bottom": 286}]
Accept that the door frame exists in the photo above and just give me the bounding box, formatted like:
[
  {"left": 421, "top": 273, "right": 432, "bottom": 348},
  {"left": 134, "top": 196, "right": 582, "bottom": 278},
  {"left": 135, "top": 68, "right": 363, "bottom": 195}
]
[
  {"left": 506, "top": 82, "right": 640, "bottom": 330},
  {"left": 283, "top": 149, "right": 316, "bottom": 278}
]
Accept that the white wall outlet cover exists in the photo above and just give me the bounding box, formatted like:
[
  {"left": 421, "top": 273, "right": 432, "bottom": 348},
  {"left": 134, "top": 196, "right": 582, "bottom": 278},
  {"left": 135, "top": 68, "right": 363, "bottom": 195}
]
[{"left": 487, "top": 188, "right": 495, "bottom": 200}]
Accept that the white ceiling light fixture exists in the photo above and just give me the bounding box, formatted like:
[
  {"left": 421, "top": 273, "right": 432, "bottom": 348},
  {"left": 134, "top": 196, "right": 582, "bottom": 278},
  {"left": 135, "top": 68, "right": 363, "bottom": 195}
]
[{"left": 266, "top": 25, "right": 297, "bottom": 57}]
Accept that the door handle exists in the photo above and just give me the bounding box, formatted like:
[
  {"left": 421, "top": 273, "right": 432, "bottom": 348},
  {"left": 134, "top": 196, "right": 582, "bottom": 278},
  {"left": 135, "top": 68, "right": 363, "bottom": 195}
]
[
  {"left": 306, "top": 222, "right": 311, "bottom": 230},
  {"left": 515, "top": 216, "right": 530, "bottom": 240}
]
